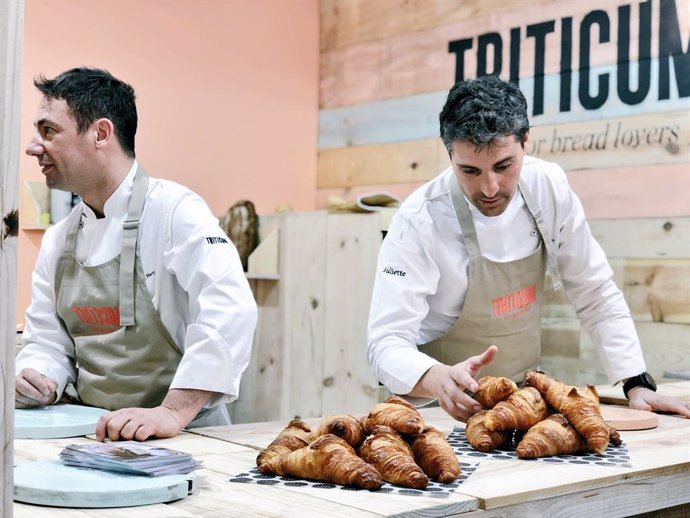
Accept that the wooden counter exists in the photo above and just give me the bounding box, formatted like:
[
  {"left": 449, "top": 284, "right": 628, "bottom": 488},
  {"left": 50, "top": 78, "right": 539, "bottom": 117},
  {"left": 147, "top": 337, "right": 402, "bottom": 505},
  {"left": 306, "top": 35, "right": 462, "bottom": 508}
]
[{"left": 14, "top": 400, "right": 690, "bottom": 517}]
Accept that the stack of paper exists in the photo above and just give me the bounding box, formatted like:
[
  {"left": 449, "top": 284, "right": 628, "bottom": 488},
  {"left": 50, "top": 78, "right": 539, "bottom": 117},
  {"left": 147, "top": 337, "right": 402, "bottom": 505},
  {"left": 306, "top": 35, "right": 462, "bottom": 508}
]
[{"left": 59, "top": 441, "right": 200, "bottom": 477}]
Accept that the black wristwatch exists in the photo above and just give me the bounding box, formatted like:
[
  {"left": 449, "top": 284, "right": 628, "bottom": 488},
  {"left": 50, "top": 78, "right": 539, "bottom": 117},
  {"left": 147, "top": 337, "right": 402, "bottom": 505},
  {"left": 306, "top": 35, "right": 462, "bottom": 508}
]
[{"left": 623, "top": 372, "right": 657, "bottom": 399}]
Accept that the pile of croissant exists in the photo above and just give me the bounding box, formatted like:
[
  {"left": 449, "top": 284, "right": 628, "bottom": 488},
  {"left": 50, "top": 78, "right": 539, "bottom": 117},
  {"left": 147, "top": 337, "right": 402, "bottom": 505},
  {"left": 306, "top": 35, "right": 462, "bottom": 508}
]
[
  {"left": 466, "top": 371, "right": 622, "bottom": 458},
  {"left": 256, "top": 395, "right": 461, "bottom": 490}
]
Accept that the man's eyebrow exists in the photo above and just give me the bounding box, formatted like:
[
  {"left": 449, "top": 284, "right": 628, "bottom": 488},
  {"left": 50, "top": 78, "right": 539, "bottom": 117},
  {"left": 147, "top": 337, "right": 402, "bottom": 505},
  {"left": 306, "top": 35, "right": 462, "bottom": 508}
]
[
  {"left": 455, "top": 162, "right": 480, "bottom": 170},
  {"left": 495, "top": 155, "right": 514, "bottom": 165},
  {"left": 35, "top": 118, "right": 59, "bottom": 129}
]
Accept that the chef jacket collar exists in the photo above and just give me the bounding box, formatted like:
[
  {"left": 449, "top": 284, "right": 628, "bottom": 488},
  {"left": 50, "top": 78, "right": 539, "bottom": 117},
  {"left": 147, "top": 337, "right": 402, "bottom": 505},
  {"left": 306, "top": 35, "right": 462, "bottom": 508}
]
[{"left": 80, "top": 161, "right": 138, "bottom": 220}]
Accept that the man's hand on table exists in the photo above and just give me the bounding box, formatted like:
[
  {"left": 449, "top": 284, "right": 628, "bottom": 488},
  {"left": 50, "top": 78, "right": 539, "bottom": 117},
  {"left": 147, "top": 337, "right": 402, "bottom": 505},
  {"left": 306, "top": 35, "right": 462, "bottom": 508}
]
[
  {"left": 628, "top": 387, "right": 690, "bottom": 418},
  {"left": 95, "top": 388, "right": 213, "bottom": 441},
  {"left": 15, "top": 368, "right": 58, "bottom": 408}
]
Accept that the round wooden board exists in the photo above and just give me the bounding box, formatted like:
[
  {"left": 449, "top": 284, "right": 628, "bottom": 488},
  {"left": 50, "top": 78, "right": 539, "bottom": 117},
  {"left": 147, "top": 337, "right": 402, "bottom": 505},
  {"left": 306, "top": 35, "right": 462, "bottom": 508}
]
[{"left": 601, "top": 405, "right": 658, "bottom": 430}]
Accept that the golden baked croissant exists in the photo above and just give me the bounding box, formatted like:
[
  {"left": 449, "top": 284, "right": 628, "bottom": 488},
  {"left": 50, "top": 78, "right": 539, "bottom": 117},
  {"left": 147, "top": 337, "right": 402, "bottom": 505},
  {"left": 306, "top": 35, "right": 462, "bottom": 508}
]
[
  {"left": 524, "top": 371, "right": 610, "bottom": 454},
  {"left": 309, "top": 415, "right": 365, "bottom": 448},
  {"left": 465, "top": 410, "right": 512, "bottom": 452},
  {"left": 362, "top": 395, "right": 425, "bottom": 435},
  {"left": 484, "top": 387, "right": 552, "bottom": 431},
  {"left": 516, "top": 414, "right": 589, "bottom": 459},
  {"left": 409, "top": 425, "right": 461, "bottom": 483},
  {"left": 474, "top": 376, "right": 518, "bottom": 408},
  {"left": 358, "top": 425, "right": 429, "bottom": 489},
  {"left": 260, "top": 434, "right": 383, "bottom": 490},
  {"left": 256, "top": 418, "right": 312, "bottom": 471}
]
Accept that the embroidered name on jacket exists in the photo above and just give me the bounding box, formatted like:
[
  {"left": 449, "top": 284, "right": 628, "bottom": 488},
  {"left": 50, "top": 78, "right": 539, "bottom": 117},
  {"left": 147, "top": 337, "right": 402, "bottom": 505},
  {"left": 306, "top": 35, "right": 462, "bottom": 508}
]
[
  {"left": 383, "top": 266, "right": 407, "bottom": 277},
  {"left": 205, "top": 236, "right": 228, "bottom": 244},
  {"left": 70, "top": 306, "right": 120, "bottom": 334},
  {"left": 492, "top": 284, "right": 537, "bottom": 320}
]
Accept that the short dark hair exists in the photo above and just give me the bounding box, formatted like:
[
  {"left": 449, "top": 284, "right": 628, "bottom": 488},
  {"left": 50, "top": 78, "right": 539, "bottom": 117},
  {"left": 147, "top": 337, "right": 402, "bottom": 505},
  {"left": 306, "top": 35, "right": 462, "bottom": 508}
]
[
  {"left": 34, "top": 67, "right": 137, "bottom": 158},
  {"left": 439, "top": 76, "right": 530, "bottom": 153}
]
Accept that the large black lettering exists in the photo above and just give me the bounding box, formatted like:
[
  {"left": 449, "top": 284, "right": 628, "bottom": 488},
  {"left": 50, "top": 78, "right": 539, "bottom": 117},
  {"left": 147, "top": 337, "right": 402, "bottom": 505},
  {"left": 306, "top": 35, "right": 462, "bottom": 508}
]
[
  {"left": 560, "top": 17, "right": 573, "bottom": 112},
  {"left": 526, "top": 20, "right": 556, "bottom": 115},
  {"left": 659, "top": 0, "right": 690, "bottom": 99},
  {"left": 509, "top": 27, "right": 521, "bottom": 84},
  {"left": 449, "top": 38, "right": 473, "bottom": 82},
  {"left": 618, "top": 2, "right": 652, "bottom": 105},
  {"left": 579, "top": 10, "right": 610, "bottom": 110},
  {"left": 477, "top": 32, "right": 502, "bottom": 77}
]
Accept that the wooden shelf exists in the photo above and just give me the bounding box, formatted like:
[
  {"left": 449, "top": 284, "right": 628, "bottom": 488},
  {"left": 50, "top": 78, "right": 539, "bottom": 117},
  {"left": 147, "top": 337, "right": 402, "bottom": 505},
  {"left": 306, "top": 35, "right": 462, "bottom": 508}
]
[
  {"left": 20, "top": 180, "right": 77, "bottom": 230},
  {"left": 246, "top": 226, "right": 280, "bottom": 279},
  {"left": 20, "top": 180, "right": 50, "bottom": 229}
]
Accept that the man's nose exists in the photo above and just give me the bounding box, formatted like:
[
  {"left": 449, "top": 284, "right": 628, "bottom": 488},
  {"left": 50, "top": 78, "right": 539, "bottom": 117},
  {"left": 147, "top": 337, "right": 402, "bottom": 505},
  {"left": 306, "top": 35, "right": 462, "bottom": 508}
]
[
  {"left": 25, "top": 135, "right": 43, "bottom": 157},
  {"left": 480, "top": 172, "right": 499, "bottom": 197}
]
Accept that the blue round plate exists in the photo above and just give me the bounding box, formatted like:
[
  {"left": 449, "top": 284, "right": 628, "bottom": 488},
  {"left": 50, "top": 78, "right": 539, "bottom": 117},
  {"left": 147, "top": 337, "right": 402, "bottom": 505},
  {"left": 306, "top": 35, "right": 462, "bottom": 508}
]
[
  {"left": 14, "top": 460, "right": 196, "bottom": 508},
  {"left": 15, "top": 404, "right": 109, "bottom": 439}
]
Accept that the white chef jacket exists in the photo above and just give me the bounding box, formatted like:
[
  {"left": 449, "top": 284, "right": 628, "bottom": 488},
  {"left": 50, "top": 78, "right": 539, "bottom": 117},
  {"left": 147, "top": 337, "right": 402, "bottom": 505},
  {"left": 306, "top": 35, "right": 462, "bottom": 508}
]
[
  {"left": 367, "top": 156, "right": 645, "bottom": 395},
  {"left": 17, "top": 162, "right": 258, "bottom": 408}
]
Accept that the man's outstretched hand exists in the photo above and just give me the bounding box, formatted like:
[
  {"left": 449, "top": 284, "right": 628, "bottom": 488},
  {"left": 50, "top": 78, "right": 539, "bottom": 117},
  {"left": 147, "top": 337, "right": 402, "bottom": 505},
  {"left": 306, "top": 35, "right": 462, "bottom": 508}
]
[{"left": 413, "top": 345, "right": 498, "bottom": 421}]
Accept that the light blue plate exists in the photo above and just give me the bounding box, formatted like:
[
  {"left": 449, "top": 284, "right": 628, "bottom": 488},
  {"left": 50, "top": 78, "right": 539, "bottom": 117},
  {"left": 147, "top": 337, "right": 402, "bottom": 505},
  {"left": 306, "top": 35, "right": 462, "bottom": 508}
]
[
  {"left": 15, "top": 404, "right": 109, "bottom": 439},
  {"left": 14, "top": 460, "right": 196, "bottom": 508}
]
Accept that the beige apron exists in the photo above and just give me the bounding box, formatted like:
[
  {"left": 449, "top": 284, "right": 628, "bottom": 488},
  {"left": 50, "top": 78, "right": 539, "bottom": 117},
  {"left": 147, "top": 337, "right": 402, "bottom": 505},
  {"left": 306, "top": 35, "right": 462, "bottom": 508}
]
[
  {"left": 420, "top": 177, "right": 561, "bottom": 383},
  {"left": 55, "top": 168, "right": 228, "bottom": 426}
]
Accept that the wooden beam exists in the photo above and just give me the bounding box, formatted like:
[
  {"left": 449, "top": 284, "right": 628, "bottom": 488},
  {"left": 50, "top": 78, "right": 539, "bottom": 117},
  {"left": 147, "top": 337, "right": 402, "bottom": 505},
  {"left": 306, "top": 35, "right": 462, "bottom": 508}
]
[
  {"left": 320, "top": 0, "right": 550, "bottom": 51},
  {"left": 0, "top": 1, "right": 23, "bottom": 515},
  {"left": 318, "top": 130, "right": 689, "bottom": 222},
  {"left": 319, "top": 87, "right": 688, "bottom": 149},
  {"left": 317, "top": 138, "right": 448, "bottom": 189},
  {"left": 320, "top": 0, "right": 689, "bottom": 108}
]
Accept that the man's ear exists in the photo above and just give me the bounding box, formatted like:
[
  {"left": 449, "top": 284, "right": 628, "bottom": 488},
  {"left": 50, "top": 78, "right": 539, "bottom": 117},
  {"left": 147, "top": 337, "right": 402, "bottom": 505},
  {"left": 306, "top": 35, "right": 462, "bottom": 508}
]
[
  {"left": 93, "top": 118, "right": 115, "bottom": 149},
  {"left": 523, "top": 131, "right": 530, "bottom": 150}
]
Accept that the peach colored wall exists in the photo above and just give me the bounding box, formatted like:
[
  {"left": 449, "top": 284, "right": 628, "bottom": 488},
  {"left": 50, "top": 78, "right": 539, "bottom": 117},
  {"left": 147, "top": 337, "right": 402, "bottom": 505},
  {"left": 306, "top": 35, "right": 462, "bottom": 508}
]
[{"left": 18, "top": 0, "right": 319, "bottom": 323}]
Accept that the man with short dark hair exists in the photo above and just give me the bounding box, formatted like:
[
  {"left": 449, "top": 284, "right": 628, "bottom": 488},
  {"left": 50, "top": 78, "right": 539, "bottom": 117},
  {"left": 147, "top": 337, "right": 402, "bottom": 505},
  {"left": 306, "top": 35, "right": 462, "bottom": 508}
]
[
  {"left": 15, "top": 67, "right": 258, "bottom": 441},
  {"left": 367, "top": 76, "right": 690, "bottom": 421}
]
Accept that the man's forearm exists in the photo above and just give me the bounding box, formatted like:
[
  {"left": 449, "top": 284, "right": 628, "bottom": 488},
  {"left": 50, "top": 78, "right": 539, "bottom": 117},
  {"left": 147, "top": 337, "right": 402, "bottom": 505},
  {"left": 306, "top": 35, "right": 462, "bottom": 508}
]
[{"left": 160, "top": 388, "right": 214, "bottom": 427}]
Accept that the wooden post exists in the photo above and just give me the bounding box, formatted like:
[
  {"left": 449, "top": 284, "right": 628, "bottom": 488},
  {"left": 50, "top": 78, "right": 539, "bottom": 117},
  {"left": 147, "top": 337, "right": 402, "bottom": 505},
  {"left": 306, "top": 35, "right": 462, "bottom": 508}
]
[{"left": 1, "top": 0, "right": 24, "bottom": 514}]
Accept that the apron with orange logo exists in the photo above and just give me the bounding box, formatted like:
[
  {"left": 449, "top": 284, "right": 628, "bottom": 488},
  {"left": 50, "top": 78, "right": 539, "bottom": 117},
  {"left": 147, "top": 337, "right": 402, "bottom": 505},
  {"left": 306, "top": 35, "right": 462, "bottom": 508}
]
[
  {"left": 55, "top": 168, "right": 227, "bottom": 426},
  {"left": 420, "top": 177, "right": 561, "bottom": 383}
]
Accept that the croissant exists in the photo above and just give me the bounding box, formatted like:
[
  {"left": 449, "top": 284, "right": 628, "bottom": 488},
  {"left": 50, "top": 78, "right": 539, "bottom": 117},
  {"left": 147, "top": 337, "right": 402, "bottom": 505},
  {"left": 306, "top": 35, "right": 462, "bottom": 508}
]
[
  {"left": 358, "top": 426, "right": 428, "bottom": 489},
  {"left": 260, "top": 434, "right": 383, "bottom": 490},
  {"left": 608, "top": 425, "right": 622, "bottom": 446},
  {"left": 465, "top": 410, "right": 512, "bottom": 452},
  {"left": 309, "top": 415, "right": 365, "bottom": 448},
  {"left": 409, "top": 425, "right": 461, "bottom": 483},
  {"left": 516, "top": 414, "right": 589, "bottom": 459},
  {"left": 484, "top": 387, "right": 551, "bottom": 431},
  {"left": 524, "top": 371, "right": 609, "bottom": 454},
  {"left": 362, "top": 395, "right": 425, "bottom": 435},
  {"left": 256, "top": 418, "right": 312, "bottom": 471},
  {"left": 474, "top": 376, "right": 518, "bottom": 408}
]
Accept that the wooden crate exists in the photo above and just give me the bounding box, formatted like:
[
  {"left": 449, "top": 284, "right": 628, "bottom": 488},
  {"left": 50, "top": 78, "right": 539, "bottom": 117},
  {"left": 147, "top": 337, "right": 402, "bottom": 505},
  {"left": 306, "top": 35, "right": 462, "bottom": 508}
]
[{"left": 230, "top": 211, "right": 384, "bottom": 423}]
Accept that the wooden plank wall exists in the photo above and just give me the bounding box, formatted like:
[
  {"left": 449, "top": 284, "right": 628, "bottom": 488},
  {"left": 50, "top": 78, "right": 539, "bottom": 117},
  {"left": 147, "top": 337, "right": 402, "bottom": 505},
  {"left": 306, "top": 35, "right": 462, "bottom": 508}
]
[
  {"left": 231, "top": 212, "right": 381, "bottom": 424},
  {"left": 1, "top": 1, "right": 23, "bottom": 514},
  {"left": 318, "top": 0, "right": 690, "bottom": 385}
]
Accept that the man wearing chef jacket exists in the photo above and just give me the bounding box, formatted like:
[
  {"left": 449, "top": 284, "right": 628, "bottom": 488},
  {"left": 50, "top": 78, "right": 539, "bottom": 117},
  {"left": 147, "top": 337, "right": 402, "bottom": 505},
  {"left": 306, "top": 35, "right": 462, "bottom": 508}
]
[
  {"left": 367, "top": 76, "right": 690, "bottom": 422},
  {"left": 15, "top": 68, "right": 258, "bottom": 441}
]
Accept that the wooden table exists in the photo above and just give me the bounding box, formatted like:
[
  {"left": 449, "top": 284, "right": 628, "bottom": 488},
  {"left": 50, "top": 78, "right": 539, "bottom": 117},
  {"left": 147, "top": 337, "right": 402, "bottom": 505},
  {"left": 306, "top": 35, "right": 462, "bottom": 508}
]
[{"left": 14, "top": 397, "right": 690, "bottom": 517}]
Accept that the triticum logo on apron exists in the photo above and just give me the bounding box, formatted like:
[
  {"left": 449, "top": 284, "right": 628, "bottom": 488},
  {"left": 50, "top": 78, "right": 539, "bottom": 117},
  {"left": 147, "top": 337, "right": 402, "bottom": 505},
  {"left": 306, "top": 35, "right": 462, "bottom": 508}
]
[
  {"left": 492, "top": 284, "right": 537, "bottom": 320},
  {"left": 70, "top": 305, "right": 121, "bottom": 335}
]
